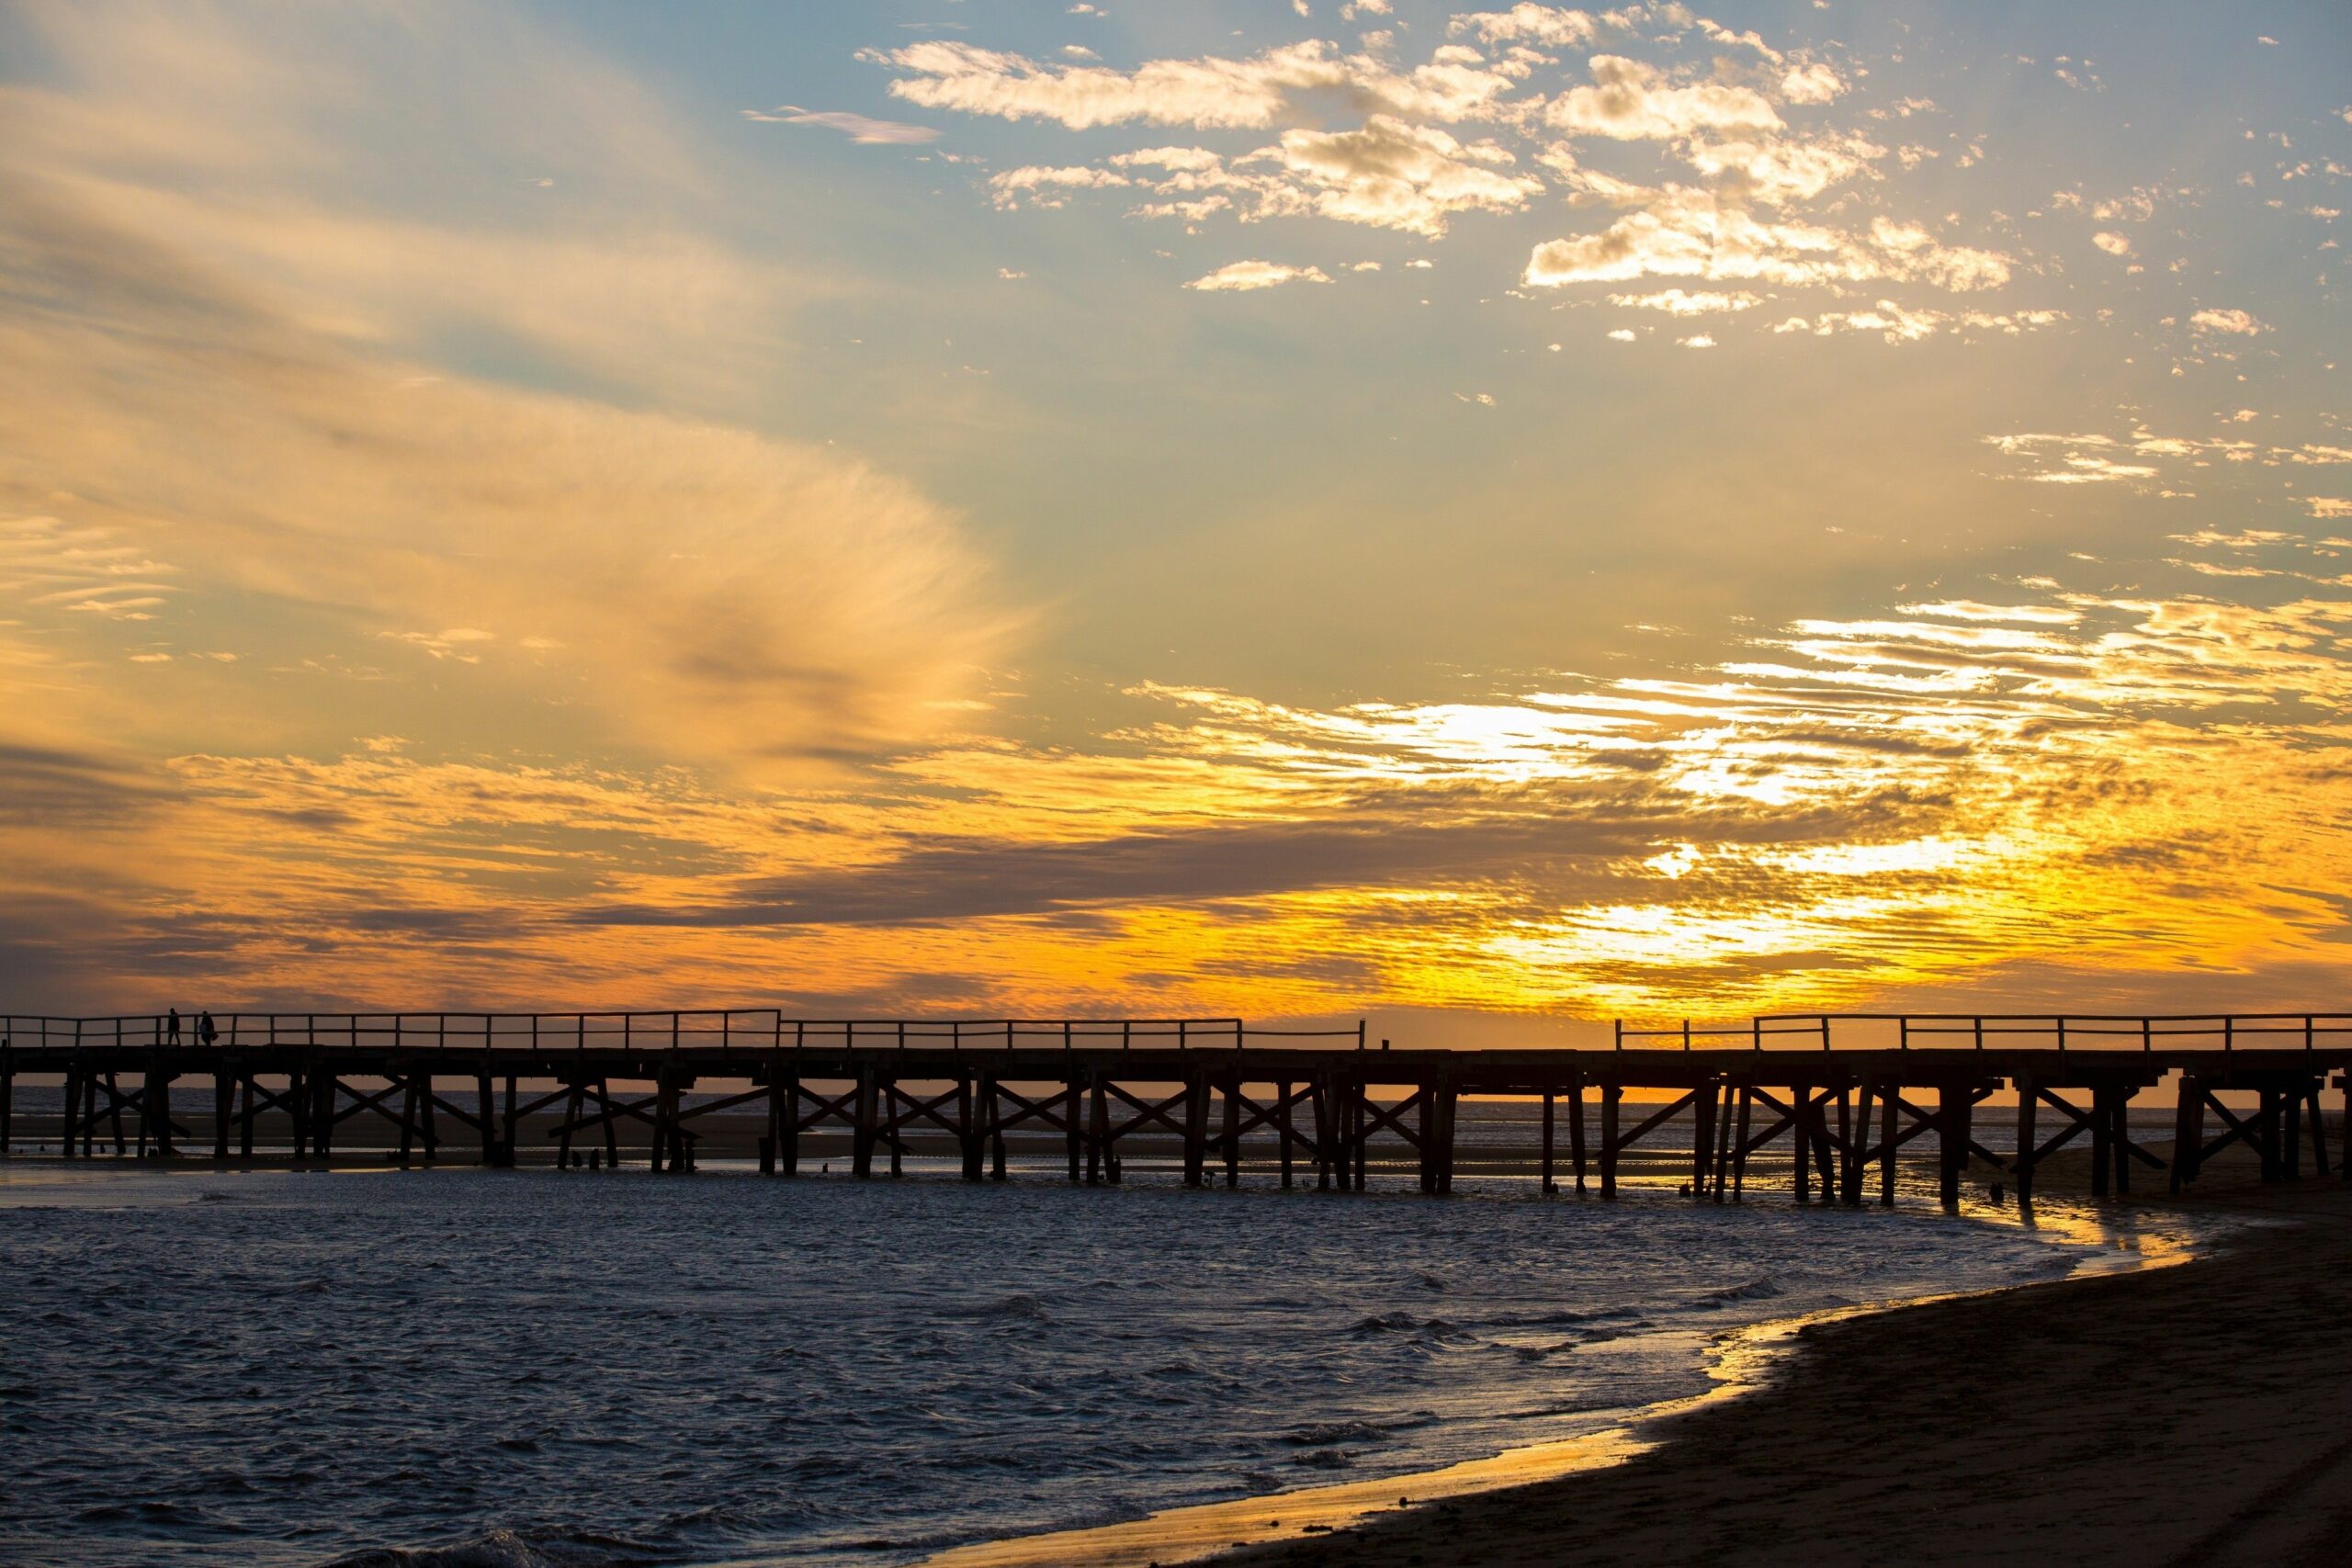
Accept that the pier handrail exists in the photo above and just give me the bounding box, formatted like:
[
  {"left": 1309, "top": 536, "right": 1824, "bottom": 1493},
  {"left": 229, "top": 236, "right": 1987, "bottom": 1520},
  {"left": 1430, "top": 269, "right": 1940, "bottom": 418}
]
[
  {"left": 0, "top": 1011, "right": 1371, "bottom": 1055},
  {"left": 1611, "top": 1011, "right": 2352, "bottom": 1053}
]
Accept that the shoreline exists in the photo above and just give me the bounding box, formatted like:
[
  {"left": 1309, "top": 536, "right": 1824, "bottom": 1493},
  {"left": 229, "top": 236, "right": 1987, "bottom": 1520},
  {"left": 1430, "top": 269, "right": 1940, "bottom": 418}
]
[
  {"left": 1200, "top": 1183, "right": 2352, "bottom": 1568},
  {"left": 914, "top": 1183, "right": 2211, "bottom": 1568}
]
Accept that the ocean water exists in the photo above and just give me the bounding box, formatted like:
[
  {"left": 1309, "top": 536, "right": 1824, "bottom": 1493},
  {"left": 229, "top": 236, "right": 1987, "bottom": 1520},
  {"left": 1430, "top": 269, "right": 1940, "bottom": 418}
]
[{"left": 0, "top": 1145, "right": 2156, "bottom": 1568}]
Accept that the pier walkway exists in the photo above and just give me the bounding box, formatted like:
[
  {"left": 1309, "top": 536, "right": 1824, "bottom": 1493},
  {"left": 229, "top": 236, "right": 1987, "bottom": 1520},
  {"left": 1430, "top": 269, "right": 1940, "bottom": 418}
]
[{"left": 2, "top": 1011, "right": 2346, "bottom": 1202}]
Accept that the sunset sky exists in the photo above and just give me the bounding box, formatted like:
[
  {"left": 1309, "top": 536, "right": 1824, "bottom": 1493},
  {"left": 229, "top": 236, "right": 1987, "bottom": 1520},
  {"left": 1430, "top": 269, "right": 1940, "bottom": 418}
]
[{"left": 2, "top": 0, "right": 2346, "bottom": 1038}]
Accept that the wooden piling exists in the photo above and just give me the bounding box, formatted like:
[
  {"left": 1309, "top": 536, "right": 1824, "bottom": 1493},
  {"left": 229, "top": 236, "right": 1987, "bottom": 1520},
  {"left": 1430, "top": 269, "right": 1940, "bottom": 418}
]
[
  {"left": 141, "top": 1062, "right": 170, "bottom": 1161},
  {"left": 1567, "top": 1076, "right": 1589, "bottom": 1196},
  {"left": 2281, "top": 1081, "right": 2302, "bottom": 1180},
  {"left": 2088, "top": 1085, "right": 2111, "bottom": 1199},
  {"left": 1430, "top": 1072, "right": 1448, "bottom": 1194},
  {"left": 62, "top": 1061, "right": 82, "bottom": 1157},
  {"left": 1182, "top": 1071, "right": 1209, "bottom": 1189},
  {"left": 288, "top": 1067, "right": 311, "bottom": 1158},
  {"left": 960, "top": 1073, "right": 983, "bottom": 1182},
  {"left": 1353, "top": 1080, "right": 1369, "bottom": 1191},
  {"left": 213, "top": 1070, "right": 233, "bottom": 1159},
  {"left": 1599, "top": 1083, "right": 1622, "bottom": 1200},
  {"left": 851, "top": 1066, "right": 877, "bottom": 1179},
  {"left": 1877, "top": 1085, "right": 1897, "bottom": 1207},
  {"left": 2014, "top": 1076, "right": 2038, "bottom": 1203},
  {"left": 1418, "top": 1080, "right": 1438, "bottom": 1196},
  {"left": 312, "top": 1070, "right": 336, "bottom": 1158},
  {"left": 1220, "top": 1073, "right": 1241, "bottom": 1190},
  {"left": 2168, "top": 1077, "right": 2196, "bottom": 1193},
  {"left": 2112, "top": 1088, "right": 2134, "bottom": 1195},
  {"left": 1086, "top": 1075, "right": 1109, "bottom": 1185},
  {"left": 1732, "top": 1085, "right": 1752, "bottom": 1201},
  {"left": 1939, "top": 1086, "right": 1964, "bottom": 1206},
  {"left": 477, "top": 1071, "right": 499, "bottom": 1167},
  {"left": 399, "top": 1075, "right": 420, "bottom": 1165},
  {"left": 1277, "top": 1080, "right": 1295, "bottom": 1190},
  {"left": 989, "top": 1080, "right": 1008, "bottom": 1181},
  {"left": 1713, "top": 1080, "right": 1736, "bottom": 1202},
  {"left": 1792, "top": 1085, "right": 1813, "bottom": 1204},
  {"left": 0, "top": 1042, "right": 10, "bottom": 1156},
  {"left": 1540, "top": 1090, "right": 1555, "bottom": 1196},
  {"left": 559, "top": 1081, "right": 583, "bottom": 1168},
  {"left": 1690, "top": 1078, "right": 1715, "bottom": 1196}
]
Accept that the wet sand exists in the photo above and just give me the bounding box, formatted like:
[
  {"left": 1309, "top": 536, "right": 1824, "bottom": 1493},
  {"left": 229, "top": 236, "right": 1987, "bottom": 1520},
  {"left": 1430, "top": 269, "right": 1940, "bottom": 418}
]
[{"left": 1216, "top": 1183, "right": 2352, "bottom": 1568}]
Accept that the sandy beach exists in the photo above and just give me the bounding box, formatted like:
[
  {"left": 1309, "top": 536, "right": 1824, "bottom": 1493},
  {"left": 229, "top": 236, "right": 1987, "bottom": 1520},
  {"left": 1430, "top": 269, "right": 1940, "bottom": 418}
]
[{"left": 1214, "top": 1183, "right": 2352, "bottom": 1568}]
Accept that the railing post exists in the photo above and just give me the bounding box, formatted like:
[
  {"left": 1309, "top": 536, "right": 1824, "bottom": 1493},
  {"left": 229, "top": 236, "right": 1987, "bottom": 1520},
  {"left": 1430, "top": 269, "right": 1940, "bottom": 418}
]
[
  {"left": 2143, "top": 1017, "right": 2152, "bottom": 1054},
  {"left": 1355, "top": 1019, "right": 1365, "bottom": 1051},
  {"left": 2224, "top": 1017, "right": 2233, "bottom": 1055},
  {"left": 1613, "top": 1019, "right": 1623, "bottom": 1052},
  {"left": 1681, "top": 1018, "right": 1690, "bottom": 1052}
]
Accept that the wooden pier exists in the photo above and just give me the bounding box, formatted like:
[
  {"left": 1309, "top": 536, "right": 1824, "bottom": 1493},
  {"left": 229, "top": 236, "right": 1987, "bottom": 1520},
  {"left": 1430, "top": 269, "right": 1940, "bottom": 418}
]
[{"left": 1, "top": 1011, "right": 2346, "bottom": 1201}]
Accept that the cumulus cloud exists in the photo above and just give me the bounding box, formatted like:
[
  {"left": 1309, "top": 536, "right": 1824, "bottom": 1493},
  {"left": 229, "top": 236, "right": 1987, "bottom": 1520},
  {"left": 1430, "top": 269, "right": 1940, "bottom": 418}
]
[
  {"left": 2189, "top": 307, "right": 2267, "bottom": 334},
  {"left": 1258, "top": 116, "right": 1543, "bottom": 236},
  {"left": 1609, "top": 288, "right": 1761, "bottom": 313},
  {"left": 1524, "top": 192, "right": 2009, "bottom": 292},
  {"left": 2092, "top": 231, "right": 2132, "bottom": 255},
  {"left": 1448, "top": 4, "right": 1598, "bottom": 46},
  {"left": 1779, "top": 62, "right": 1845, "bottom": 103},
  {"left": 1183, "top": 260, "right": 1334, "bottom": 290},
  {"left": 865, "top": 37, "right": 1519, "bottom": 130},
  {"left": 989, "top": 164, "right": 1133, "bottom": 208},
  {"left": 1546, "top": 55, "right": 1783, "bottom": 140}
]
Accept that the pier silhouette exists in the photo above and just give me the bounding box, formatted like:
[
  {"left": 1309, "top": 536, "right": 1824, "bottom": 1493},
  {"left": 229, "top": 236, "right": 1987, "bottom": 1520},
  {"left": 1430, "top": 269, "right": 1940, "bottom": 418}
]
[{"left": 2, "top": 1010, "right": 2345, "bottom": 1201}]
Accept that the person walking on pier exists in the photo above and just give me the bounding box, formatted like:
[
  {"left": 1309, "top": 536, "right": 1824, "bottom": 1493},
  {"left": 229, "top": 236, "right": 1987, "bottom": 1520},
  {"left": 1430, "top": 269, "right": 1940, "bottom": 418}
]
[
  {"left": 198, "top": 1010, "right": 218, "bottom": 1048},
  {"left": 166, "top": 1008, "right": 181, "bottom": 1044}
]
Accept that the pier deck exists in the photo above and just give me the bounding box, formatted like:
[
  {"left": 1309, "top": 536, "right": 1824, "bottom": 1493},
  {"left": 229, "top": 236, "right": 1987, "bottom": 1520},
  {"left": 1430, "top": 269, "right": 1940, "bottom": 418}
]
[{"left": 2, "top": 1011, "right": 2346, "bottom": 1202}]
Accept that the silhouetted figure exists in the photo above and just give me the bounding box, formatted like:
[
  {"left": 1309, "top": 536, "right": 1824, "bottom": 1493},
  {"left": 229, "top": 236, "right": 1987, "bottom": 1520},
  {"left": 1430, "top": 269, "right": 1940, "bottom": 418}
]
[
  {"left": 198, "top": 1010, "right": 219, "bottom": 1047},
  {"left": 165, "top": 1008, "right": 182, "bottom": 1044}
]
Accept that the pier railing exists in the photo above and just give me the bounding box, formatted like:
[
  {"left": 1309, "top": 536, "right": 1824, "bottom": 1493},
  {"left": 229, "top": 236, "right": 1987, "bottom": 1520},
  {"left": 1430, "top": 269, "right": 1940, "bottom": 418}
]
[
  {"left": 1613, "top": 1012, "right": 2352, "bottom": 1054},
  {"left": 0, "top": 1012, "right": 1365, "bottom": 1055},
  {"left": 6, "top": 1010, "right": 2349, "bottom": 1057}
]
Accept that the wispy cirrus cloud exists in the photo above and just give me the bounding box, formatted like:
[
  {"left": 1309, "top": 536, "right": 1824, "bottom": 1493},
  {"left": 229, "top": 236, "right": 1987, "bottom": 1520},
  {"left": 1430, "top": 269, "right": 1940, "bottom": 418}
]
[{"left": 741, "top": 105, "right": 940, "bottom": 143}]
